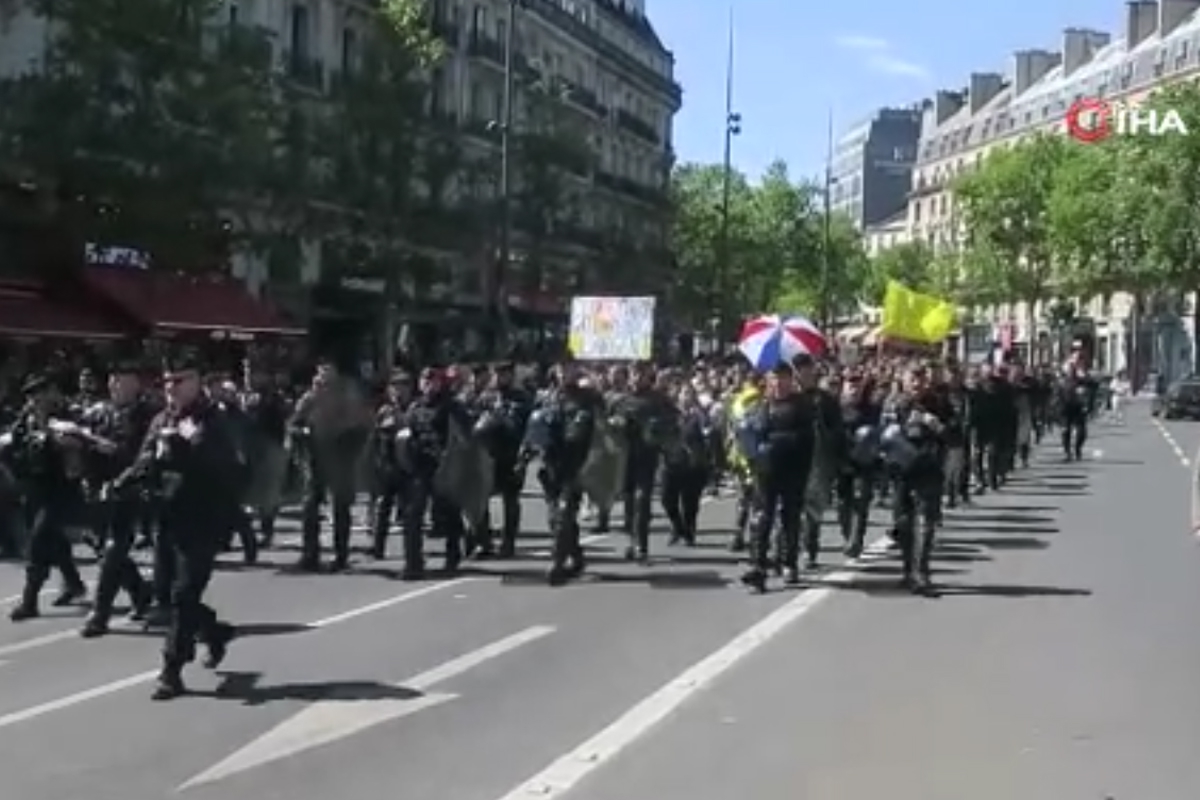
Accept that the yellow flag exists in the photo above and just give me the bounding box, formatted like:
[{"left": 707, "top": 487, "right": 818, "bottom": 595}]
[{"left": 880, "top": 280, "right": 956, "bottom": 343}]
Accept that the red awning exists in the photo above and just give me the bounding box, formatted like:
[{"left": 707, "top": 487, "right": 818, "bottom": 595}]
[
  {"left": 0, "top": 281, "right": 126, "bottom": 340},
  {"left": 83, "top": 268, "right": 302, "bottom": 336}
]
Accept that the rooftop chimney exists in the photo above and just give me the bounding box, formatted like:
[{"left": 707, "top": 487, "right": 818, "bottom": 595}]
[
  {"left": 1012, "top": 49, "right": 1061, "bottom": 95},
  {"left": 933, "top": 89, "right": 965, "bottom": 125},
  {"left": 969, "top": 72, "right": 1004, "bottom": 113},
  {"left": 1127, "top": 1, "right": 1159, "bottom": 46},
  {"left": 1160, "top": 0, "right": 1200, "bottom": 36},
  {"left": 1062, "top": 28, "right": 1111, "bottom": 76}
]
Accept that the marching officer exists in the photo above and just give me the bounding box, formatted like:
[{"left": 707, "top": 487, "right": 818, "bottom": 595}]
[
  {"left": 472, "top": 362, "right": 532, "bottom": 560},
  {"left": 6, "top": 372, "right": 89, "bottom": 621},
  {"left": 110, "top": 356, "right": 238, "bottom": 700},
  {"left": 880, "top": 367, "right": 945, "bottom": 595},
  {"left": 80, "top": 360, "right": 155, "bottom": 637},
  {"left": 610, "top": 362, "right": 678, "bottom": 563},
  {"left": 371, "top": 370, "right": 414, "bottom": 560},
  {"left": 528, "top": 363, "right": 605, "bottom": 585},
  {"left": 743, "top": 361, "right": 817, "bottom": 591},
  {"left": 401, "top": 367, "right": 471, "bottom": 579}
]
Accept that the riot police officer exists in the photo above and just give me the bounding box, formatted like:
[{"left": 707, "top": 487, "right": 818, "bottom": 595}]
[
  {"left": 401, "top": 367, "right": 471, "bottom": 580},
  {"left": 111, "top": 357, "right": 239, "bottom": 700},
  {"left": 472, "top": 362, "right": 532, "bottom": 559},
  {"left": 880, "top": 367, "right": 945, "bottom": 595},
  {"left": 610, "top": 363, "right": 678, "bottom": 563},
  {"left": 6, "top": 372, "right": 89, "bottom": 621},
  {"left": 743, "top": 361, "right": 817, "bottom": 591},
  {"left": 371, "top": 371, "right": 414, "bottom": 560},
  {"left": 529, "top": 364, "right": 605, "bottom": 585},
  {"left": 80, "top": 360, "right": 155, "bottom": 638}
]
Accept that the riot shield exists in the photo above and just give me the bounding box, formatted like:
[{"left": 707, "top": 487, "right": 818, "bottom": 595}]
[
  {"left": 580, "top": 416, "right": 628, "bottom": 512},
  {"left": 434, "top": 420, "right": 494, "bottom": 526}
]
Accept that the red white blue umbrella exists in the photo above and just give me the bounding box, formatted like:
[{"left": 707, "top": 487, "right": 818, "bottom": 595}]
[{"left": 738, "top": 314, "right": 827, "bottom": 370}]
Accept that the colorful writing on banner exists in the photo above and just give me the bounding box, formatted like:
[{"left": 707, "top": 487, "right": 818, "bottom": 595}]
[{"left": 568, "top": 296, "right": 655, "bottom": 360}]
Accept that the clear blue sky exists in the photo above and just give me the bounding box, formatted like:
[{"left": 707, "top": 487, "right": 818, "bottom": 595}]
[{"left": 651, "top": 0, "right": 1124, "bottom": 182}]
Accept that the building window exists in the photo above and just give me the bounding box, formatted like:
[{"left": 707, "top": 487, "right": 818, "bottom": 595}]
[
  {"left": 341, "top": 27, "right": 357, "bottom": 71},
  {"left": 228, "top": 0, "right": 238, "bottom": 24},
  {"left": 472, "top": 4, "right": 486, "bottom": 36},
  {"left": 290, "top": 3, "right": 309, "bottom": 57}
]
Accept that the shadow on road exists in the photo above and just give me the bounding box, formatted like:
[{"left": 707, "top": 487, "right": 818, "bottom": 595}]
[
  {"left": 940, "top": 536, "right": 1050, "bottom": 550},
  {"left": 205, "top": 671, "right": 424, "bottom": 704},
  {"left": 934, "top": 582, "right": 1092, "bottom": 598},
  {"left": 469, "top": 565, "right": 730, "bottom": 589},
  {"left": 820, "top": 577, "right": 1092, "bottom": 599}
]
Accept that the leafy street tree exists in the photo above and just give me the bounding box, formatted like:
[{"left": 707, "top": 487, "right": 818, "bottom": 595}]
[
  {"left": 319, "top": 0, "right": 445, "bottom": 281},
  {"left": 509, "top": 75, "right": 594, "bottom": 297},
  {"left": 817, "top": 213, "right": 872, "bottom": 321},
  {"left": 865, "top": 241, "right": 935, "bottom": 303},
  {"left": 954, "top": 133, "right": 1067, "bottom": 338},
  {"left": 1127, "top": 82, "right": 1200, "bottom": 312},
  {"left": 668, "top": 159, "right": 831, "bottom": 331},
  {"left": 0, "top": 0, "right": 293, "bottom": 270}
]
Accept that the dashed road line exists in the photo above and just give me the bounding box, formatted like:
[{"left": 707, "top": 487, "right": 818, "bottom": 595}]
[{"left": 1151, "top": 417, "right": 1191, "bottom": 467}]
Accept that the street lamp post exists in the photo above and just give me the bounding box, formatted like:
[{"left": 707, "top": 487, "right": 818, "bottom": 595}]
[
  {"left": 819, "top": 110, "right": 834, "bottom": 333},
  {"left": 488, "top": 0, "right": 520, "bottom": 356},
  {"left": 715, "top": 13, "right": 738, "bottom": 346}
]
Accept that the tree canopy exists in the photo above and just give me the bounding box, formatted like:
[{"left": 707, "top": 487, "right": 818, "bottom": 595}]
[
  {"left": 947, "top": 80, "right": 1200, "bottom": 322},
  {"left": 668, "top": 158, "right": 866, "bottom": 331}
]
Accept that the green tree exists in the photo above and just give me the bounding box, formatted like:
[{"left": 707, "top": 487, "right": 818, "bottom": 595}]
[
  {"left": 744, "top": 160, "right": 821, "bottom": 314},
  {"left": 955, "top": 133, "right": 1067, "bottom": 337},
  {"left": 1124, "top": 81, "right": 1200, "bottom": 352},
  {"left": 0, "top": 0, "right": 287, "bottom": 270},
  {"left": 668, "top": 162, "right": 751, "bottom": 329},
  {"left": 1045, "top": 137, "right": 1159, "bottom": 300},
  {"left": 819, "top": 212, "right": 872, "bottom": 320},
  {"left": 317, "top": 0, "right": 445, "bottom": 362},
  {"left": 866, "top": 241, "right": 935, "bottom": 303},
  {"left": 509, "top": 75, "right": 594, "bottom": 296},
  {"left": 668, "top": 160, "right": 834, "bottom": 330}
]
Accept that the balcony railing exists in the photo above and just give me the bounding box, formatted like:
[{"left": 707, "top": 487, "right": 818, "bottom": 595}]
[
  {"left": 285, "top": 50, "right": 325, "bottom": 91},
  {"left": 431, "top": 17, "right": 460, "bottom": 47},
  {"left": 467, "top": 32, "right": 505, "bottom": 65},
  {"left": 616, "top": 109, "right": 659, "bottom": 145},
  {"left": 562, "top": 80, "right": 606, "bottom": 117},
  {"left": 594, "top": 170, "right": 669, "bottom": 206},
  {"left": 522, "top": 0, "right": 682, "bottom": 104}
]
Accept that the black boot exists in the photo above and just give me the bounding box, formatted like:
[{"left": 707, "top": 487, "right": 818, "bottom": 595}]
[{"left": 151, "top": 665, "right": 186, "bottom": 701}]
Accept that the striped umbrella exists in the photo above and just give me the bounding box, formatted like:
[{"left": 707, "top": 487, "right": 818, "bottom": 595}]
[{"left": 737, "top": 314, "right": 827, "bottom": 370}]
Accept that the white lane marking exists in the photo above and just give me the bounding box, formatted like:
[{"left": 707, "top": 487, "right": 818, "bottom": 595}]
[
  {"left": 491, "top": 539, "right": 893, "bottom": 800},
  {"left": 178, "top": 625, "right": 555, "bottom": 791},
  {"left": 1152, "top": 418, "right": 1191, "bottom": 467},
  {"left": 308, "top": 578, "right": 472, "bottom": 627},
  {"left": 0, "top": 580, "right": 472, "bottom": 730},
  {"left": 0, "top": 630, "right": 80, "bottom": 659},
  {"left": 528, "top": 533, "right": 609, "bottom": 558},
  {"left": 1191, "top": 438, "right": 1200, "bottom": 539}
]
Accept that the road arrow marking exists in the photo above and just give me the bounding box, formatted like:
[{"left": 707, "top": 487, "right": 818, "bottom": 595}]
[{"left": 177, "top": 625, "right": 555, "bottom": 791}]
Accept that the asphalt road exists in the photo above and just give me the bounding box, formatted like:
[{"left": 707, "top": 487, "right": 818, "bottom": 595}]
[{"left": 0, "top": 409, "right": 1196, "bottom": 800}]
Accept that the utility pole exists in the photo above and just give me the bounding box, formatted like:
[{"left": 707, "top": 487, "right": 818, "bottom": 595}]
[
  {"left": 716, "top": 6, "right": 739, "bottom": 345},
  {"left": 490, "top": 0, "right": 520, "bottom": 356},
  {"left": 820, "top": 108, "right": 833, "bottom": 332}
]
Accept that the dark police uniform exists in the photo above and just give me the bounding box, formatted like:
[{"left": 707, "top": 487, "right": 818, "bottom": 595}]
[
  {"left": 111, "top": 360, "right": 238, "bottom": 699},
  {"left": 471, "top": 363, "right": 532, "bottom": 559},
  {"left": 6, "top": 373, "right": 88, "bottom": 621},
  {"left": 402, "top": 369, "right": 471, "bottom": 579},
  {"left": 80, "top": 362, "right": 155, "bottom": 637},
  {"left": 744, "top": 366, "right": 817, "bottom": 590}
]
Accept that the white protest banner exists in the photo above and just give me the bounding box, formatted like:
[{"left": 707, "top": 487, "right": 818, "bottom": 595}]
[{"left": 568, "top": 296, "right": 655, "bottom": 360}]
